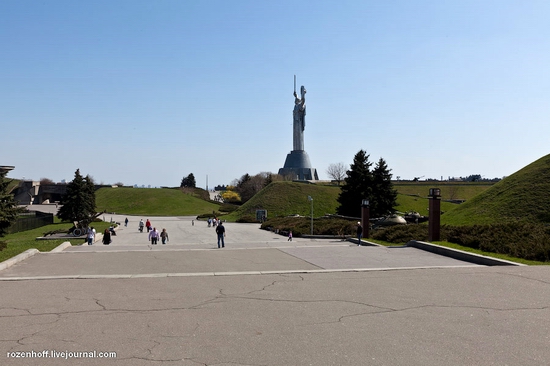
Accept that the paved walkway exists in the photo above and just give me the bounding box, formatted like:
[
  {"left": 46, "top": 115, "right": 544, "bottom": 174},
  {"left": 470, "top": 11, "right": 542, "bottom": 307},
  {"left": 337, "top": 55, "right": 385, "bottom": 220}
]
[{"left": 1, "top": 212, "right": 549, "bottom": 365}]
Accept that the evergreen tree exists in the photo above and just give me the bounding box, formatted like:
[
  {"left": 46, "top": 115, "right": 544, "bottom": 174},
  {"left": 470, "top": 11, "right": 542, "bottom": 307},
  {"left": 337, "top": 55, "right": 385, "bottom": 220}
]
[
  {"left": 372, "top": 158, "right": 397, "bottom": 216},
  {"left": 337, "top": 150, "right": 373, "bottom": 217},
  {"left": 180, "top": 173, "right": 196, "bottom": 188},
  {"left": 0, "top": 171, "right": 22, "bottom": 237},
  {"left": 264, "top": 173, "right": 273, "bottom": 187},
  {"left": 83, "top": 175, "right": 97, "bottom": 218},
  {"left": 336, "top": 151, "right": 397, "bottom": 218},
  {"left": 57, "top": 169, "right": 96, "bottom": 224}
]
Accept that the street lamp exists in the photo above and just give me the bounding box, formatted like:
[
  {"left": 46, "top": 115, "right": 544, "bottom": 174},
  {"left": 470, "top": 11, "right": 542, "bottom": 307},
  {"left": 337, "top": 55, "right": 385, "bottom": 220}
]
[
  {"left": 361, "top": 199, "right": 370, "bottom": 240},
  {"left": 307, "top": 195, "right": 313, "bottom": 235}
]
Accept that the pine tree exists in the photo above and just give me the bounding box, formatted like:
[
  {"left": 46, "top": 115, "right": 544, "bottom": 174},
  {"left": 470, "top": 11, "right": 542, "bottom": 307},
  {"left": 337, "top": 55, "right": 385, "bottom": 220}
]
[
  {"left": 0, "top": 171, "right": 22, "bottom": 237},
  {"left": 372, "top": 158, "right": 397, "bottom": 216},
  {"left": 180, "top": 173, "right": 196, "bottom": 188},
  {"left": 336, "top": 151, "right": 397, "bottom": 218},
  {"left": 336, "top": 150, "right": 373, "bottom": 217},
  {"left": 83, "top": 175, "right": 97, "bottom": 219},
  {"left": 57, "top": 169, "right": 96, "bottom": 224}
]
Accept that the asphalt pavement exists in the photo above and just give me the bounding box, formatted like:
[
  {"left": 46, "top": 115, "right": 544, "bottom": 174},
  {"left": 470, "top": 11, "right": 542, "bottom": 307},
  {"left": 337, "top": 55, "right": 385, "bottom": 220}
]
[{"left": 1, "top": 210, "right": 549, "bottom": 365}]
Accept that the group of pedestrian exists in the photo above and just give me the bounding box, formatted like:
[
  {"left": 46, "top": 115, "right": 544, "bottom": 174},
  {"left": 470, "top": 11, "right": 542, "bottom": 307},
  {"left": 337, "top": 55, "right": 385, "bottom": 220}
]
[
  {"left": 85, "top": 226, "right": 113, "bottom": 245},
  {"left": 148, "top": 227, "right": 169, "bottom": 245},
  {"left": 207, "top": 217, "right": 222, "bottom": 228},
  {"left": 129, "top": 217, "right": 230, "bottom": 248}
]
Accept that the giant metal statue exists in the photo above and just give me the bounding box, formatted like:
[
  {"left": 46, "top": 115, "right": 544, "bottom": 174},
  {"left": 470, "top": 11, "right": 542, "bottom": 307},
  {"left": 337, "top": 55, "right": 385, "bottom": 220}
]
[
  {"left": 293, "top": 77, "right": 307, "bottom": 151},
  {"left": 278, "top": 75, "right": 318, "bottom": 181}
]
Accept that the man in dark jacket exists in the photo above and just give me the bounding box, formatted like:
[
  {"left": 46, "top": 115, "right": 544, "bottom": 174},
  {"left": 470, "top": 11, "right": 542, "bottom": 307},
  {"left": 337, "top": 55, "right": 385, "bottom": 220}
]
[
  {"left": 356, "top": 222, "right": 363, "bottom": 246},
  {"left": 216, "top": 222, "right": 226, "bottom": 248}
]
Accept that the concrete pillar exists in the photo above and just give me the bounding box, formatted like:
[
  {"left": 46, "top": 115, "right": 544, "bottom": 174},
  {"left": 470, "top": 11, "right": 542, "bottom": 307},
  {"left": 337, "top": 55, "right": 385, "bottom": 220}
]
[{"left": 428, "top": 188, "right": 441, "bottom": 241}]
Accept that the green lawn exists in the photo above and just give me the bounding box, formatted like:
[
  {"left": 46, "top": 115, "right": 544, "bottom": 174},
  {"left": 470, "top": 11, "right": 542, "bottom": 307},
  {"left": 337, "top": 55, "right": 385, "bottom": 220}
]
[
  {"left": 95, "top": 187, "right": 219, "bottom": 216},
  {"left": 0, "top": 221, "right": 111, "bottom": 263}
]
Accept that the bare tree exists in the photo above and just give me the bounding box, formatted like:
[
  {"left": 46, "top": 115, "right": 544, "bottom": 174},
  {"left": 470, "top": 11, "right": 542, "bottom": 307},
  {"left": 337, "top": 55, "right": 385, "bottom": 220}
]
[{"left": 326, "top": 162, "right": 347, "bottom": 185}]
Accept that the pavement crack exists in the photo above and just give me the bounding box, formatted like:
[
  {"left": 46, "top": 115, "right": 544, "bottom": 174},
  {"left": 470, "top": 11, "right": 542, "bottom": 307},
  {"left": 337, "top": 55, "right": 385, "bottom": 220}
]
[
  {"left": 496, "top": 270, "right": 550, "bottom": 286},
  {"left": 94, "top": 298, "right": 107, "bottom": 311},
  {"left": 223, "top": 295, "right": 393, "bottom": 312}
]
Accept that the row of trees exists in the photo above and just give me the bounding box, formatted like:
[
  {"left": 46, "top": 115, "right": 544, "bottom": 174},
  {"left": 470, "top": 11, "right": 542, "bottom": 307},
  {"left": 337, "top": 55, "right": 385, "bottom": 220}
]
[{"left": 219, "top": 173, "right": 281, "bottom": 204}]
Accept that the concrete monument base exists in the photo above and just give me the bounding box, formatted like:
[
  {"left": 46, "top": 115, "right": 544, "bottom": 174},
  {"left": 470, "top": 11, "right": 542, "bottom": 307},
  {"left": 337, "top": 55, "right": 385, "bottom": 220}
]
[{"left": 278, "top": 150, "right": 319, "bottom": 181}]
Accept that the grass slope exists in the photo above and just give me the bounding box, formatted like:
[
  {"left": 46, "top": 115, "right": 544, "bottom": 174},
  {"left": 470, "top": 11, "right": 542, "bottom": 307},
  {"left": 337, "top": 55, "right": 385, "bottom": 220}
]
[
  {"left": 442, "top": 154, "right": 550, "bottom": 225},
  {"left": 394, "top": 194, "right": 457, "bottom": 216},
  {"left": 394, "top": 182, "right": 493, "bottom": 201},
  {"left": 227, "top": 181, "right": 494, "bottom": 222},
  {"left": 226, "top": 181, "right": 341, "bottom": 220},
  {"left": 95, "top": 187, "right": 219, "bottom": 216},
  {"left": 393, "top": 182, "right": 493, "bottom": 216}
]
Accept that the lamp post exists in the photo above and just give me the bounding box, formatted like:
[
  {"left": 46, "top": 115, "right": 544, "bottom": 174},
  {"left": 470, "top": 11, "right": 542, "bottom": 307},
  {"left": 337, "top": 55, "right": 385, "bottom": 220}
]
[
  {"left": 307, "top": 195, "right": 313, "bottom": 235},
  {"left": 428, "top": 188, "right": 441, "bottom": 241},
  {"left": 361, "top": 199, "right": 370, "bottom": 240}
]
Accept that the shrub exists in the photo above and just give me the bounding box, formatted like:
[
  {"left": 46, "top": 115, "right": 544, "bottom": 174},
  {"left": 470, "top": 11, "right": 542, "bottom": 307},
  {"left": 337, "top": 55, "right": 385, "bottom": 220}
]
[
  {"left": 260, "top": 217, "right": 357, "bottom": 237},
  {"left": 219, "top": 203, "right": 239, "bottom": 213},
  {"left": 447, "top": 222, "right": 550, "bottom": 262},
  {"left": 197, "top": 211, "right": 223, "bottom": 220},
  {"left": 375, "top": 222, "right": 550, "bottom": 262},
  {"left": 236, "top": 215, "right": 257, "bottom": 223},
  {"left": 372, "top": 225, "right": 429, "bottom": 243}
]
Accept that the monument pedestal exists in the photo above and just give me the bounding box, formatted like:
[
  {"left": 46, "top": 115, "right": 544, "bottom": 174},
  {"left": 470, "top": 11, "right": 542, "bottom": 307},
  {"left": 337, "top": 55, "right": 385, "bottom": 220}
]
[{"left": 278, "top": 150, "right": 319, "bottom": 181}]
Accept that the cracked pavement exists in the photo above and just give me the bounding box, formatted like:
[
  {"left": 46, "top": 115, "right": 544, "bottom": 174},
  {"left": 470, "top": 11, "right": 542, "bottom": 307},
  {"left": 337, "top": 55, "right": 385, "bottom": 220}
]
[{"left": 1, "top": 214, "right": 549, "bottom": 365}]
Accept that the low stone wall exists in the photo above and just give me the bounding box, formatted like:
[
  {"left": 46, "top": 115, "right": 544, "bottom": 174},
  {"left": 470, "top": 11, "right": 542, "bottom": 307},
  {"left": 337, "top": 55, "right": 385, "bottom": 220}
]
[{"left": 407, "top": 240, "right": 525, "bottom": 266}]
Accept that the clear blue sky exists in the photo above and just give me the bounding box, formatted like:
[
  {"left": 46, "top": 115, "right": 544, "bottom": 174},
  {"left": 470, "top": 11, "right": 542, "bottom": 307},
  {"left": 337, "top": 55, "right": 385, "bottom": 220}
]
[{"left": 2, "top": 0, "right": 549, "bottom": 188}]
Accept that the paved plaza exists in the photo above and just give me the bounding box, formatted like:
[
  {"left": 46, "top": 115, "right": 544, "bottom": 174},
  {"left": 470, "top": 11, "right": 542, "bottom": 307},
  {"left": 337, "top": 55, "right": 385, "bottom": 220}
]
[{"left": 1, "top": 213, "right": 550, "bottom": 365}]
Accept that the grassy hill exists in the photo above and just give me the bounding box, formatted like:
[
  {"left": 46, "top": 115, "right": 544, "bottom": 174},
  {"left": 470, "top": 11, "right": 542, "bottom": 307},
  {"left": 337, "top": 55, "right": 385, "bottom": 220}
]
[
  {"left": 225, "top": 181, "right": 341, "bottom": 220},
  {"left": 442, "top": 154, "right": 550, "bottom": 225},
  {"left": 95, "top": 187, "right": 219, "bottom": 216},
  {"left": 224, "top": 180, "right": 495, "bottom": 222},
  {"left": 394, "top": 182, "right": 493, "bottom": 216}
]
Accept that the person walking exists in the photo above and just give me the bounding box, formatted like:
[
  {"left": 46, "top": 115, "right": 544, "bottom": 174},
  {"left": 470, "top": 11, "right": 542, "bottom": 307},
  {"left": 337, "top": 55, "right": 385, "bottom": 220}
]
[
  {"left": 145, "top": 219, "right": 151, "bottom": 232},
  {"left": 216, "top": 222, "right": 225, "bottom": 248},
  {"left": 86, "top": 227, "right": 95, "bottom": 245},
  {"left": 288, "top": 231, "right": 293, "bottom": 242},
  {"left": 139, "top": 219, "right": 144, "bottom": 233},
  {"left": 160, "top": 228, "right": 169, "bottom": 245},
  {"left": 125, "top": 218, "right": 128, "bottom": 227},
  {"left": 356, "top": 222, "right": 363, "bottom": 246},
  {"left": 102, "top": 228, "right": 112, "bottom": 245},
  {"left": 149, "top": 227, "right": 159, "bottom": 245}
]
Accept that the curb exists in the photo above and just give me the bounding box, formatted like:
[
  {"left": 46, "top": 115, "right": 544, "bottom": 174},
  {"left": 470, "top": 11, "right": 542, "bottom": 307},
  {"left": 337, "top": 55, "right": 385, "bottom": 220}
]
[
  {"left": 346, "top": 238, "right": 381, "bottom": 247},
  {"left": 407, "top": 240, "right": 525, "bottom": 266},
  {"left": 50, "top": 242, "right": 72, "bottom": 253},
  {"left": 0, "top": 249, "right": 40, "bottom": 272}
]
